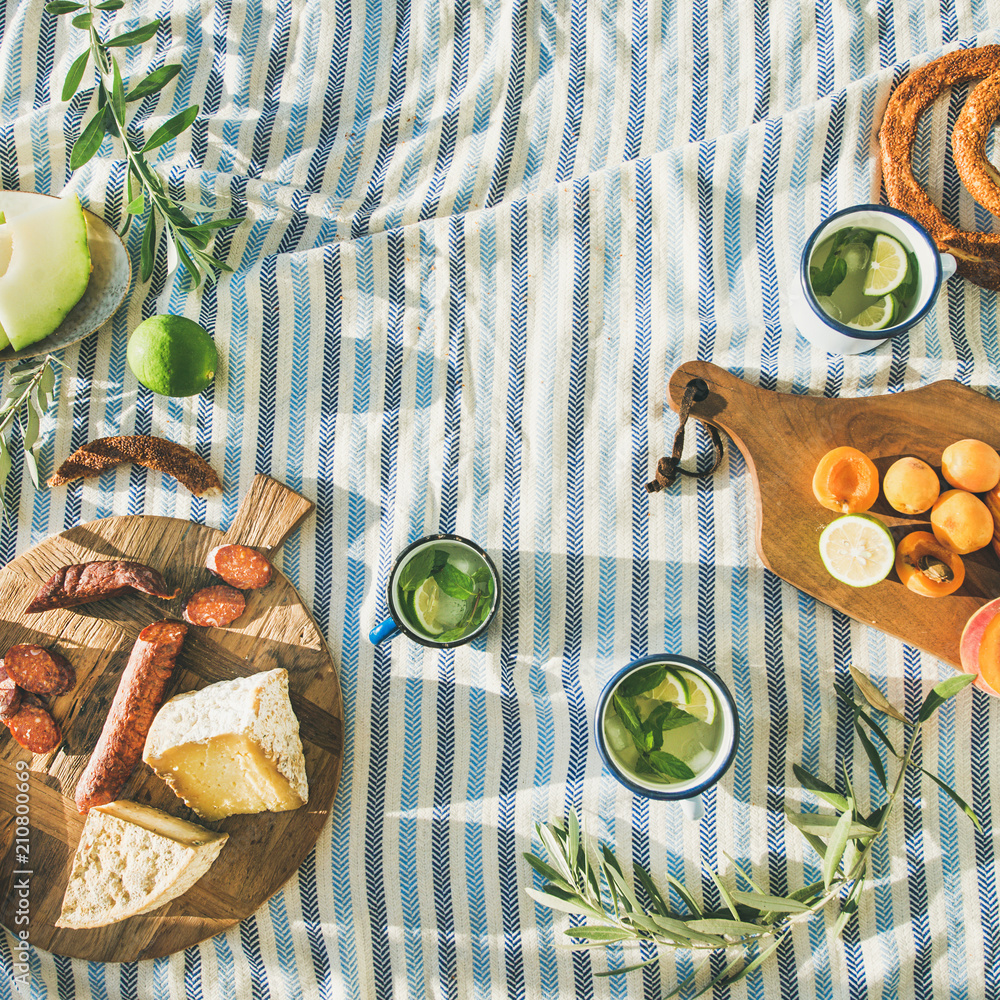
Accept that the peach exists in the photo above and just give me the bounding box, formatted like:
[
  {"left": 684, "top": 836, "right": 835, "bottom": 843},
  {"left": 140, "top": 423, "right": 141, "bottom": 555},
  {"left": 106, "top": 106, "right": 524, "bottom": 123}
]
[
  {"left": 929, "top": 489, "right": 994, "bottom": 554},
  {"left": 882, "top": 457, "right": 940, "bottom": 515},
  {"left": 941, "top": 438, "right": 1000, "bottom": 493},
  {"left": 959, "top": 598, "right": 1000, "bottom": 695},
  {"left": 812, "top": 446, "right": 879, "bottom": 514}
]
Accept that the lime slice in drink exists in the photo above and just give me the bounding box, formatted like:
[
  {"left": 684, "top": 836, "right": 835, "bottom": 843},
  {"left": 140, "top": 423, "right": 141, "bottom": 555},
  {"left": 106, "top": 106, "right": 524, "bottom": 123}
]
[
  {"left": 847, "top": 295, "right": 895, "bottom": 331},
  {"left": 647, "top": 668, "right": 690, "bottom": 704},
  {"left": 678, "top": 672, "right": 717, "bottom": 724},
  {"left": 862, "top": 234, "right": 908, "bottom": 296},
  {"left": 819, "top": 514, "right": 895, "bottom": 588},
  {"left": 412, "top": 577, "right": 446, "bottom": 635}
]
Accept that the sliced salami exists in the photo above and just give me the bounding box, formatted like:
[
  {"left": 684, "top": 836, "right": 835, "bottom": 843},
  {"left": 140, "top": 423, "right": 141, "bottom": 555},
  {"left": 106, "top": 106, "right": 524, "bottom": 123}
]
[
  {"left": 206, "top": 544, "right": 274, "bottom": 589},
  {"left": 184, "top": 585, "right": 246, "bottom": 627},
  {"left": 5, "top": 692, "right": 61, "bottom": 753},
  {"left": 3, "top": 644, "right": 76, "bottom": 695},
  {"left": 0, "top": 663, "right": 22, "bottom": 720}
]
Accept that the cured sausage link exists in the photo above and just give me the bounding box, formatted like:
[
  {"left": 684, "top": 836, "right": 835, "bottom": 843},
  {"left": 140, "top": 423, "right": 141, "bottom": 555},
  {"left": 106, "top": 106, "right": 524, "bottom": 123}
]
[
  {"left": 25, "top": 560, "right": 179, "bottom": 614},
  {"left": 3, "top": 644, "right": 76, "bottom": 695},
  {"left": 74, "top": 620, "right": 188, "bottom": 813}
]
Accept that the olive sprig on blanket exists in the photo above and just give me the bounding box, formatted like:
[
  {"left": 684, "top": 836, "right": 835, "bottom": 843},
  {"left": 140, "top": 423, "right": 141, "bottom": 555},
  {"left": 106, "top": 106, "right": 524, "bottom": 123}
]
[
  {"left": 46, "top": 0, "right": 243, "bottom": 286},
  {"left": 0, "top": 355, "right": 60, "bottom": 519},
  {"left": 525, "top": 667, "right": 979, "bottom": 998}
]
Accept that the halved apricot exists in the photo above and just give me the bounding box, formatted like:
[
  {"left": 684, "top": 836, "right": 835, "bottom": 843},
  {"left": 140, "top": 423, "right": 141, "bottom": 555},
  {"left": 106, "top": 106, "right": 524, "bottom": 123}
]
[
  {"left": 930, "top": 489, "right": 994, "bottom": 554},
  {"left": 812, "top": 446, "right": 879, "bottom": 514},
  {"left": 941, "top": 438, "right": 1000, "bottom": 493},
  {"left": 894, "top": 531, "right": 965, "bottom": 597}
]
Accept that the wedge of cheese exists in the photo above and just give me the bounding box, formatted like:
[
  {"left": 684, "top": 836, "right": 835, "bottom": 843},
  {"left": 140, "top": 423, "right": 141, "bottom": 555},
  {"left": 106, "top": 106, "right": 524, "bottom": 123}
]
[
  {"left": 143, "top": 667, "right": 309, "bottom": 821},
  {"left": 56, "top": 800, "right": 227, "bottom": 929}
]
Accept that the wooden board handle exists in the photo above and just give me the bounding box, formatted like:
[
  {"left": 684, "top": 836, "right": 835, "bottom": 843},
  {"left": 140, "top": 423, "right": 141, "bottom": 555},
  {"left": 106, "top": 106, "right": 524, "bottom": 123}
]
[{"left": 222, "top": 475, "right": 315, "bottom": 555}]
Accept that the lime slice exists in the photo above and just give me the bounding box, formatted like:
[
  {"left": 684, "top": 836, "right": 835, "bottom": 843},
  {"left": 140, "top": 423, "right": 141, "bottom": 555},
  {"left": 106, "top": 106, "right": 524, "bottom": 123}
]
[
  {"left": 412, "top": 577, "right": 446, "bottom": 635},
  {"left": 646, "top": 669, "right": 687, "bottom": 704},
  {"left": 677, "top": 671, "right": 717, "bottom": 724},
  {"left": 862, "top": 234, "right": 908, "bottom": 296},
  {"left": 847, "top": 295, "right": 895, "bottom": 331},
  {"left": 819, "top": 514, "right": 895, "bottom": 587}
]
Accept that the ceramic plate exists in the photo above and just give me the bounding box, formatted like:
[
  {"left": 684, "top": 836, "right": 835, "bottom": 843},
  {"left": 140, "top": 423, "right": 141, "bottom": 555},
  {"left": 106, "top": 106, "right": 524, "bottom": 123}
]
[{"left": 0, "top": 191, "right": 131, "bottom": 361}]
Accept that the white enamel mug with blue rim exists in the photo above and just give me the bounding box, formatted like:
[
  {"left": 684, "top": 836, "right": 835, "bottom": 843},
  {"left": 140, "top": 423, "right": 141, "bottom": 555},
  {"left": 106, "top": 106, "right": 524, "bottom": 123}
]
[
  {"left": 594, "top": 655, "right": 740, "bottom": 822},
  {"left": 368, "top": 533, "right": 501, "bottom": 649},
  {"left": 789, "top": 204, "right": 957, "bottom": 355}
]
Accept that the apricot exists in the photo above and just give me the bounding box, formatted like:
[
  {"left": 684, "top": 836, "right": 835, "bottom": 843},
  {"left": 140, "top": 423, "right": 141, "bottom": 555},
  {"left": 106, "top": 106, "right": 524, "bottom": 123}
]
[
  {"left": 882, "top": 456, "right": 940, "bottom": 514},
  {"left": 812, "top": 446, "right": 879, "bottom": 514},
  {"left": 894, "top": 531, "right": 964, "bottom": 597},
  {"left": 930, "top": 489, "right": 994, "bottom": 554},
  {"left": 941, "top": 438, "right": 1000, "bottom": 493}
]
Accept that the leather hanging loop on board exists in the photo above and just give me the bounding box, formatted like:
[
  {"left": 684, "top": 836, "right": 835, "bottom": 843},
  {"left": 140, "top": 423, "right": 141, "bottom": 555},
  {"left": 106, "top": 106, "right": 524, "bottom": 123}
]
[{"left": 646, "top": 378, "right": 724, "bottom": 493}]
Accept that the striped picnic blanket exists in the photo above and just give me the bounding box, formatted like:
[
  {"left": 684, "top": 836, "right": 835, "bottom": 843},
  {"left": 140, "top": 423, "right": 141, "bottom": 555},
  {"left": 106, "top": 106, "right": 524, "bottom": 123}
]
[{"left": 2, "top": 0, "right": 999, "bottom": 996}]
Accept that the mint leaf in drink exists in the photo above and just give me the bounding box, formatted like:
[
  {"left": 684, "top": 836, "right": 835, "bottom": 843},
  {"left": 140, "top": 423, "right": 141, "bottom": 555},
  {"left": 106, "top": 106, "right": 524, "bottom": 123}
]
[
  {"left": 469, "top": 595, "right": 492, "bottom": 628},
  {"left": 435, "top": 562, "right": 477, "bottom": 599},
  {"left": 810, "top": 255, "right": 847, "bottom": 296},
  {"left": 613, "top": 693, "right": 645, "bottom": 743},
  {"left": 398, "top": 548, "right": 437, "bottom": 591},
  {"left": 648, "top": 751, "right": 695, "bottom": 781},
  {"left": 644, "top": 702, "right": 697, "bottom": 750},
  {"left": 617, "top": 664, "right": 667, "bottom": 697}
]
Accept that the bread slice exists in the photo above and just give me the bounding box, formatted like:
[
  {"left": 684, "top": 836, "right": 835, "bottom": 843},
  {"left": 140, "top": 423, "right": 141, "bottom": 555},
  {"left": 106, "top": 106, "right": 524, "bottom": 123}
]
[{"left": 55, "top": 800, "right": 227, "bottom": 929}]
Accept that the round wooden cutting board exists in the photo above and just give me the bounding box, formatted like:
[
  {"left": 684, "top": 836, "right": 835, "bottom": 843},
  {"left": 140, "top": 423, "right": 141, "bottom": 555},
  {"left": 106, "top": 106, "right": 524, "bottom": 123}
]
[{"left": 0, "top": 475, "right": 344, "bottom": 962}]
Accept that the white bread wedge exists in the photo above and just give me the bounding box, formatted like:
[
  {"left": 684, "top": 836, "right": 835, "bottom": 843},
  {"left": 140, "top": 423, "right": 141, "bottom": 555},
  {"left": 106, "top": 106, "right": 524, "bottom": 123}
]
[{"left": 56, "top": 800, "right": 227, "bottom": 929}]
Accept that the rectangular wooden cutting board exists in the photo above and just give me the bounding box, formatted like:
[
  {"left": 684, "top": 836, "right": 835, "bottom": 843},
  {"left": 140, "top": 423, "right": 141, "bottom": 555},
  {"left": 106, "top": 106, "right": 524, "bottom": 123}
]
[{"left": 666, "top": 361, "right": 1000, "bottom": 672}]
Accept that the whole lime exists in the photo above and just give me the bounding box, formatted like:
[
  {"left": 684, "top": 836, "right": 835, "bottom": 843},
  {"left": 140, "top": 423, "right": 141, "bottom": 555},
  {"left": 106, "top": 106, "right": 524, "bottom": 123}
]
[{"left": 127, "top": 315, "right": 218, "bottom": 397}]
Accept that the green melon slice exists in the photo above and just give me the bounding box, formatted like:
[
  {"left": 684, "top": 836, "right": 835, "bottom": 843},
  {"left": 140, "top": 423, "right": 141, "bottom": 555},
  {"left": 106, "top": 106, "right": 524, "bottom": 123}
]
[{"left": 0, "top": 193, "right": 92, "bottom": 351}]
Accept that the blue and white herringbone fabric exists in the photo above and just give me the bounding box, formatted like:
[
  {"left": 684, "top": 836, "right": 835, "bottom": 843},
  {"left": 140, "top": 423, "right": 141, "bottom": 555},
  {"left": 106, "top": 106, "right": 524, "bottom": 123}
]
[{"left": 2, "top": 0, "right": 1000, "bottom": 997}]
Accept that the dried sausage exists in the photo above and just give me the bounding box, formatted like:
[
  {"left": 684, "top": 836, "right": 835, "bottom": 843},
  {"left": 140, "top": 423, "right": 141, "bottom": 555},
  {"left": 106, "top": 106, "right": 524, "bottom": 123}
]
[
  {"left": 4, "top": 692, "right": 61, "bottom": 753},
  {"left": 74, "top": 620, "right": 187, "bottom": 813},
  {"left": 26, "top": 560, "right": 179, "bottom": 614},
  {"left": 0, "top": 664, "right": 22, "bottom": 720},
  {"left": 183, "top": 585, "right": 246, "bottom": 627},
  {"left": 206, "top": 544, "right": 274, "bottom": 589},
  {"left": 3, "top": 644, "right": 76, "bottom": 695}
]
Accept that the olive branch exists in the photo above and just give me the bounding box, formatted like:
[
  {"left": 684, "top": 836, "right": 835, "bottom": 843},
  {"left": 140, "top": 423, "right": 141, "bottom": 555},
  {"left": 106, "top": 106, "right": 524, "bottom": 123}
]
[
  {"left": 46, "top": 0, "right": 243, "bottom": 286},
  {"left": 0, "top": 356, "right": 61, "bottom": 520},
  {"left": 525, "top": 666, "right": 979, "bottom": 998}
]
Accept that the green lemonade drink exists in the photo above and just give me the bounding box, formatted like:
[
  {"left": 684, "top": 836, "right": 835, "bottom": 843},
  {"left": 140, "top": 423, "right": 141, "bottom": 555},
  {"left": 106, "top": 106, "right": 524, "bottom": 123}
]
[
  {"left": 392, "top": 539, "right": 497, "bottom": 642},
  {"left": 603, "top": 663, "right": 723, "bottom": 785},
  {"left": 809, "top": 226, "right": 920, "bottom": 332}
]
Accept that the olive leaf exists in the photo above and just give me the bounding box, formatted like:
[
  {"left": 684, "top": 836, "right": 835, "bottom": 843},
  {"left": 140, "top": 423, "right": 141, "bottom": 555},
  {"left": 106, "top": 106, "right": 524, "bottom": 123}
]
[
  {"left": 0, "top": 356, "right": 62, "bottom": 520},
  {"left": 850, "top": 665, "right": 907, "bottom": 722},
  {"left": 47, "top": 0, "right": 241, "bottom": 285},
  {"left": 917, "top": 672, "right": 975, "bottom": 723}
]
